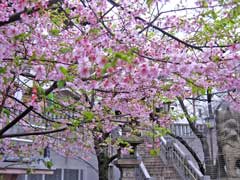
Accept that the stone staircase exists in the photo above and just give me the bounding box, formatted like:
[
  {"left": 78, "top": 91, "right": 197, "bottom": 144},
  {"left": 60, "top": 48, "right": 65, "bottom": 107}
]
[{"left": 138, "top": 144, "right": 181, "bottom": 180}]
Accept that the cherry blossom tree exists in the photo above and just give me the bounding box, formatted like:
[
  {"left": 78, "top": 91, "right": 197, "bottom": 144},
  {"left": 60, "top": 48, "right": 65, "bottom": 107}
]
[{"left": 0, "top": 0, "right": 239, "bottom": 179}]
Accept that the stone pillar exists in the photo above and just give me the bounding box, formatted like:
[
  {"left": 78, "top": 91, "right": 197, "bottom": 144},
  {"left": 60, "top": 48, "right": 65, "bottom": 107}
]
[{"left": 114, "top": 158, "right": 141, "bottom": 180}]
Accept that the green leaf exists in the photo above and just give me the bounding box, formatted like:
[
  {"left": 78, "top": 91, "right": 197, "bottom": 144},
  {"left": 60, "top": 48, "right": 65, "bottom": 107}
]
[
  {"left": 39, "top": 149, "right": 44, "bottom": 156},
  {"left": 111, "top": 59, "right": 118, "bottom": 67},
  {"left": 161, "top": 83, "right": 173, "bottom": 91},
  {"left": 72, "top": 119, "right": 80, "bottom": 127},
  {"left": 59, "top": 66, "right": 68, "bottom": 76},
  {"left": 159, "top": 95, "right": 172, "bottom": 103},
  {"left": 212, "top": 55, "right": 220, "bottom": 62},
  {"left": 29, "top": 51, "right": 37, "bottom": 61},
  {"left": 26, "top": 168, "right": 33, "bottom": 174},
  {"left": 210, "top": 10, "right": 217, "bottom": 19},
  {"left": 82, "top": 111, "right": 94, "bottom": 122},
  {"left": 189, "top": 116, "right": 197, "bottom": 123},
  {"left": 47, "top": 93, "right": 54, "bottom": 101},
  {"left": 2, "top": 108, "right": 10, "bottom": 118},
  {"left": 199, "top": 88, "right": 206, "bottom": 95},
  {"left": 44, "top": 160, "right": 53, "bottom": 169},
  {"left": 201, "top": 0, "right": 208, "bottom": 7},
  {"left": 14, "top": 56, "right": 21, "bottom": 66},
  {"left": 0, "top": 67, "right": 6, "bottom": 74},
  {"left": 128, "top": 148, "right": 134, "bottom": 154},
  {"left": 117, "top": 138, "right": 129, "bottom": 147},
  {"left": 207, "top": 87, "right": 213, "bottom": 94},
  {"left": 114, "top": 52, "right": 132, "bottom": 63},
  {"left": 89, "top": 28, "right": 100, "bottom": 35},
  {"left": 135, "top": 25, "right": 144, "bottom": 30},
  {"left": 13, "top": 33, "right": 30, "bottom": 41},
  {"left": 52, "top": 122, "right": 61, "bottom": 129},
  {"left": 146, "top": 0, "right": 154, "bottom": 8},
  {"left": 37, "top": 85, "right": 45, "bottom": 96},
  {"left": 50, "top": 15, "right": 62, "bottom": 26},
  {"left": 191, "top": 85, "right": 205, "bottom": 95},
  {"left": 57, "top": 80, "right": 65, "bottom": 88},
  {"left": 49, "top": 28, "right": 60, "bottom": 36},
  {"left": 154, "top": 126, "right": 171, "bottom": 136},
  {"left": 59, "top": 47, "right": 73, "bottom": 54},
  {"left": 102, "top": 62, "right": 112, "bottom": 74},
  {"left": 149, "top": 149, "right": 158, "bottom": 156},
  {"left": 65, "top": 8, "right": 71, "bottom": 15}
]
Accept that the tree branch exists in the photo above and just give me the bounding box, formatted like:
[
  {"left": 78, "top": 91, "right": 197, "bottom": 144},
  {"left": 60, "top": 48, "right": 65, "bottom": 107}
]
[
  {"left": 0, "top": 0, "right": 62, "bottom": 27},
  {"left": 177, "top": 97, "right": 203, "bottom": 139},
  {"left": 7, "top": 95, "right": 62, "bottom": 124},
  {"left": 94, "top": 88, "right": 129, "bottom": 94},
  {"left": 106, "top": 0, "right": 203, "bottom": 51},
  {"left": 107, "top": 151, "right": 120, "bottom": 164},
  {"left": 0, "top": 107, "right": 33, "bottom": 136},
  {"left": 0, "top": 75, "right": 16, "bottom": 114},
  {"left": 0, "top": 126, "right": 67, "bottom": 138},
  {"left": 138, "top": 12, "right": 162, "bottom": 34},
  {"left": 0, "top": 81, "right": 59, "bottom": 136},
  {"left": 45, "top": 81, "right": 58, "bottom": 95}
]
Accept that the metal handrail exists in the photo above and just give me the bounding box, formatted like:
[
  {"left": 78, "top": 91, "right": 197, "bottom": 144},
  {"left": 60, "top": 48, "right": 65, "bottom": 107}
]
[
  {"left": 160, "top": 136, "right": 210, "bottom": 180},
  {"left": 139, "top": 162, "right": 151, "bottom": 179},
  {"left": 136, "top": 152, "right": 152, "bottom": 180}
]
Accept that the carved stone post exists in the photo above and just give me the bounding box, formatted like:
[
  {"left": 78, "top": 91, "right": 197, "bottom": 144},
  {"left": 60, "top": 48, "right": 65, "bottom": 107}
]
[
  {"left": 115, "top": 131, "right": 144, "bottom": 180},
  {"left": 115, "top": 158, "right": 141, "bottom": 180}
]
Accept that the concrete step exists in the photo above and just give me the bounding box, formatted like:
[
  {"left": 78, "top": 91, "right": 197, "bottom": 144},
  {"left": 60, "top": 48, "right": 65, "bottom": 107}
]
[
  {"left": 148, "top": 171, "right": 179, "bottom": 176},
  {"left": 142, "top": 157, "right": 163, "bottom": 161},
  {"left": 145, "top": 165, "right": 173, "bottom": 169},
  {"left": 147, "top": 168, "right": 177, "bottom": 173},
  {"left": 138, "top": 139, "right": 181, "bottom": 180},
  {"left": 151, "top": 177, "right": 181, "bottom": 180},
  {"left": 142, "top": 161, "right": 164, "bottom": 166},
  {"left": 143, "top": 160, "right": 163, "bottom": 164},
  {"left": 149, "top": 173, "right": 180, "bottom": 178}
]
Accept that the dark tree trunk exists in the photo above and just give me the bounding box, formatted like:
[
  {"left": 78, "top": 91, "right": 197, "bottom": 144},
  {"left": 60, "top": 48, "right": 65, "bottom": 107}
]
[
  {"left": 177, "top": 97, "right": 214, "bottom": 176},
  {"left": 94, "top": 138, "right": 110, "bottom": 180},
  {"left": 97, "top": 151, "right": 110, "bottom": 180}
]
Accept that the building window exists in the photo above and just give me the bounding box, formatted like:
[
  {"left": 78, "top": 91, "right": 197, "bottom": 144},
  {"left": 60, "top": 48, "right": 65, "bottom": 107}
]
[
  {"left": 27, "top": 174, "right": 42, "bottom": 180},
  {"left": 16, "top": 175, "right": 26, "bottom": 180},
  {"left": 64, "top": 169, "right": 79, "bottom": 180},
  {"left": 45, "top": 169, "right": 62, "bottom": 180}
]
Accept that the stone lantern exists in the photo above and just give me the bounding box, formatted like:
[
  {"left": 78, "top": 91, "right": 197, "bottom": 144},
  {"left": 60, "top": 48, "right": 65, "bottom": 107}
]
[{"left": 114, "top": 124, "right": 144, "bottom": 180}]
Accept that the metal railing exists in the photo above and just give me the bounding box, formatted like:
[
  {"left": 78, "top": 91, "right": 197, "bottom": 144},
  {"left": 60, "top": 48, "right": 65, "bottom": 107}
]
[
  {"left": 160, "top": 136, "right": 210, "bottom": 180},
  {"left": 136, "top": 161, "right": 152, "bottom": 180},
  {"left": 169, "top": 123, "right": 206, "bottom": 137},
  {"left": 135, "top": 152, "right": 152, "bottom": 180}
]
